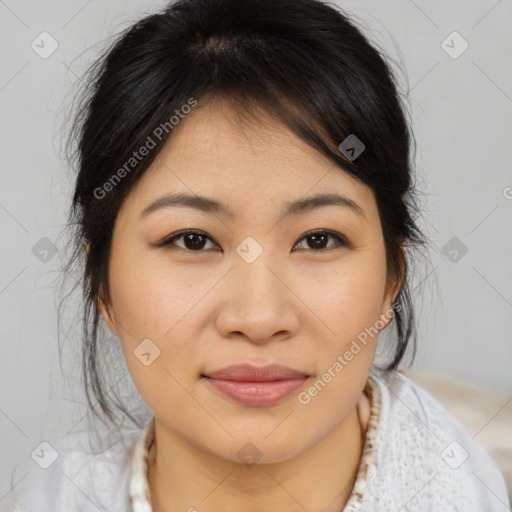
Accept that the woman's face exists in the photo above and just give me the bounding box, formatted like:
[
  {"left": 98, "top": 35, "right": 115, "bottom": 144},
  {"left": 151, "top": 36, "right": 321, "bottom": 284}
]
[{"left": 100, "top": 98, "right": 400, "bottom": 463}]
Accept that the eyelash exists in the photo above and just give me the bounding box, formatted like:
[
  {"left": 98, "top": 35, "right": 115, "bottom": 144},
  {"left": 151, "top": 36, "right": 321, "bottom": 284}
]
[{"left": 156, "top": 229, "right": 349, "bottom": 252}]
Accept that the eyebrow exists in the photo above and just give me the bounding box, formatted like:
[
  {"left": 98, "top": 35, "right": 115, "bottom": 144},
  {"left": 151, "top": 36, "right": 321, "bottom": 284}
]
[{"left": 140, "top": 192, "right": 365, "bottom": 220}]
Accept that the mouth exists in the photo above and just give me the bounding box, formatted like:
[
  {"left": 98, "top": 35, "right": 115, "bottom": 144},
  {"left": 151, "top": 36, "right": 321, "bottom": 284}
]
[{"left": 201, "top": 363, "right": 311, "bottom": 406}]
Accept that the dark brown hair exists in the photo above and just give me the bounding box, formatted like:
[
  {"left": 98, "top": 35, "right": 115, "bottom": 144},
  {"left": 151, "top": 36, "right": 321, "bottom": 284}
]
[{"left": 63, "top": 0, "right": 426, "bottom": 428}]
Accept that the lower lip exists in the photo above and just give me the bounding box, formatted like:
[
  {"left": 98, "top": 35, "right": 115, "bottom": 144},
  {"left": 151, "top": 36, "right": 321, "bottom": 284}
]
[{"left": 204, "top": 377, "right": 309, "bottom": 406}]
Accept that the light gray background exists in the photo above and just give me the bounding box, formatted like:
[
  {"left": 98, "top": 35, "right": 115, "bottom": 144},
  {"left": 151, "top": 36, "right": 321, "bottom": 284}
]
[{"left": 1, "top": 0, "right": 511, "bottom": 505}]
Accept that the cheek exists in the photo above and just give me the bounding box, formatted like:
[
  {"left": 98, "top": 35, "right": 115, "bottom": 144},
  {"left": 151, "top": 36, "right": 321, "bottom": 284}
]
[
  {"left": 107, "top": 255, "right": 206, "bottom": 411},
  {"left": 106, "top": 242, "right": 215, "bottom": 395},
  {"left": 293, "top": 250, "right": 387, "bottom": 423},
  {"left": 304, "top": 248, "right": 388, "bottom": 347},
  {"left": 108, "top": 241, "right": 206, "bottom": 338}
]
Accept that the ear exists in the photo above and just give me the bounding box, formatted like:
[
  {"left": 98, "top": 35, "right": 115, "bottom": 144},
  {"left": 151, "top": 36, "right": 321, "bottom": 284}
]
[
  {"left": 98, "top": 283, "right": 119, "bottom": 336},
  {"left": 380, "top": 245, "right": 406, "bottom": 328},
  {"left": 86, "top": 242, "right": 119, "bottom": 336}
]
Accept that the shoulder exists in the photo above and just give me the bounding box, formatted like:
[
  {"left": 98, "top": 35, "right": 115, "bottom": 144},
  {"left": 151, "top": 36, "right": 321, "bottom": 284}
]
[
  {"left": 3, "top": 426, "right": 141, "bottom": 512},
  {"left": 360, "top": 369, "right": 510, "bottom": 511}
]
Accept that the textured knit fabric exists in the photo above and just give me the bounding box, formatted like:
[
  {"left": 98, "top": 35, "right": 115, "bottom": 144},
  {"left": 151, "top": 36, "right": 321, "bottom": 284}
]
[{"left": 4, "top": 369, "right": 510, "bottom": 511}]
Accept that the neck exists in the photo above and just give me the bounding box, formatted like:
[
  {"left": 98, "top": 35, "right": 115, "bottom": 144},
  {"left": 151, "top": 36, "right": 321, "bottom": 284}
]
[{"left": 147, "top": 393, "right": 369, "bottom": 512}]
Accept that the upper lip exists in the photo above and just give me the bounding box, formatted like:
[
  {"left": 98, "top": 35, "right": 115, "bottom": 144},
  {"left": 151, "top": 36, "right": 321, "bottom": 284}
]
[{"left": 203, "top": 364, "right": 309, "bottom": 382}]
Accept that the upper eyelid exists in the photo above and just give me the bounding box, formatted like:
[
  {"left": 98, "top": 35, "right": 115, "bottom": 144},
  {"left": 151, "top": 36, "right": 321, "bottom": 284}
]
[
  {"left": 160, "top": 229, "right": 348, "bottom": 249},
  {"left": 294, "top": 230, "right": 349, "bottom": 248},
  {"left": 157, "top": 229, "right": 218, "bottom": 247}
]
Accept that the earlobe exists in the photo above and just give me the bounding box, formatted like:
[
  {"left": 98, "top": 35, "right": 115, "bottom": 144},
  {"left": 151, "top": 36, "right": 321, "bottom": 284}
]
[
  {"left": 381, "top": 247, "right": 406, "bottom": 326},
  {"left": 98, "top": 285, "right": 119, "bottom": 336},
  {"left": 87, "top": 243, "right": 119, "bottom": 336},
  {"left": 379, "top": 288, "right": 400, "bottom": 331}
]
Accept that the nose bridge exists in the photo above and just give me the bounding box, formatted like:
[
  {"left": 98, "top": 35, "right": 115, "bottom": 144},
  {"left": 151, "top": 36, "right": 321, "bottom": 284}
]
[
  {"left": 233, "top": 252, "right": 283, "bottom": 306},
  {"left": 217, "top": 237, "right": 297, "bottom": 342},
  {"left": 232, "top": 239, "right": 283, "bottom": 309}
]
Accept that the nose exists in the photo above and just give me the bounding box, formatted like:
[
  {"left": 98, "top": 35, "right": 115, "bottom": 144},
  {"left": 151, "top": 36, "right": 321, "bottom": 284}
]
[{"left": 215, "top": 250, "right": 300, "bottom": 345}]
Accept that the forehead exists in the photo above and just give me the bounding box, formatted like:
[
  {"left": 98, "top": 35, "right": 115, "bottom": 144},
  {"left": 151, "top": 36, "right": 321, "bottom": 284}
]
[{"left": 123, "top": 97, "right": 377, "bottom": 220}]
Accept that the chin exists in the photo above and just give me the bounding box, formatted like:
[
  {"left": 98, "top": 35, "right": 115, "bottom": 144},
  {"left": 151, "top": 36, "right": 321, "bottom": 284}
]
[{"left": 211, "top": 429, "right": 313, "bottom": 466}]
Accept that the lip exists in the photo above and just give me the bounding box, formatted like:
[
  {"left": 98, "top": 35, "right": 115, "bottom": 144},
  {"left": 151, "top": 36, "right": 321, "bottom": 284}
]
[{"left": 202, "top": 364, "right": 310, "bottom": 406}]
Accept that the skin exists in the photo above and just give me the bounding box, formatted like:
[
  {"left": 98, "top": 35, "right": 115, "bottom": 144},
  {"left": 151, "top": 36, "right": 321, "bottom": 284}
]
[{"left": 99, "top": 96, "right": 402, "bottom": 512}]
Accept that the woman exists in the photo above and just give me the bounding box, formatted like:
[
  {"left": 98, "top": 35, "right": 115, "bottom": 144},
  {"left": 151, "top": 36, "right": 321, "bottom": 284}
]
[{"left": 7, "top": 0, "right": 509, "bottom": 510}]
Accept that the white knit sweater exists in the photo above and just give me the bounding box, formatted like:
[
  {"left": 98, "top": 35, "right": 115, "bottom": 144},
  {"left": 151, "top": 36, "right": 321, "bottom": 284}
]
[{"left": 4, "top": 369, "right": 510, "bottom": 511}]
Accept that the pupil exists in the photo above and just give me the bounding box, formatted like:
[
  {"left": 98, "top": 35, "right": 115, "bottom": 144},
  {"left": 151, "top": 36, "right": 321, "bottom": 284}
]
[
  {"left": 185, "top": 233, "right": 206, "bottom": 250},
  {"left": 310, "top": 234, "right": 327, "bottom": 249}
]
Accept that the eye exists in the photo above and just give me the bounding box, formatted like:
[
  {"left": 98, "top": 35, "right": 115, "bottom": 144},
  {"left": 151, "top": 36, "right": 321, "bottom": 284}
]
[
  {"left": 157, "top": 230, "right": 218, "bottom": 251},
  {"left": 293, "top": 229, "right": 348, "bottom": 251},
  {"left": 157, "top": 228, "right": 348, "bottom": 252}
]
